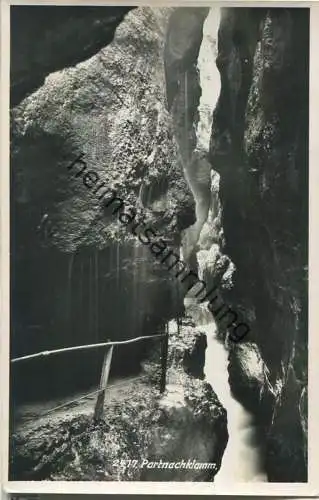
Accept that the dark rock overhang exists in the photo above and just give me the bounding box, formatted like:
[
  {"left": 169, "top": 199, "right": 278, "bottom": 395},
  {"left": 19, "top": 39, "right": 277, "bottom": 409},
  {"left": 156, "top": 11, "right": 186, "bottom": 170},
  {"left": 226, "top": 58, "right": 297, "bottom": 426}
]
[{"left": 10, "top": 5, "right": 135, "bottom": 107}]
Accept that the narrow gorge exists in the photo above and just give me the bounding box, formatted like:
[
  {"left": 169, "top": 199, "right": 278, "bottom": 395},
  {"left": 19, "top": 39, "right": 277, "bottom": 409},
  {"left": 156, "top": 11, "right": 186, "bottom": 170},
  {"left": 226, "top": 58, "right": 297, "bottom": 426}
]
[{"left": 10, "top": 6, "right": 308, "bottom": 484}]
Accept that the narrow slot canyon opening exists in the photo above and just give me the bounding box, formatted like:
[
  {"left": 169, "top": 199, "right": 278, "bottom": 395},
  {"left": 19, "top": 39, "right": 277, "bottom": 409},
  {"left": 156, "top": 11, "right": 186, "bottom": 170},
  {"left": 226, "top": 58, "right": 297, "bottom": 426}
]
[
  {"left": 179, "top": 7, "right": 268, "bottom": 482},
  {"left": 181, "top": 7, "right": 221, "bottom": 264}
]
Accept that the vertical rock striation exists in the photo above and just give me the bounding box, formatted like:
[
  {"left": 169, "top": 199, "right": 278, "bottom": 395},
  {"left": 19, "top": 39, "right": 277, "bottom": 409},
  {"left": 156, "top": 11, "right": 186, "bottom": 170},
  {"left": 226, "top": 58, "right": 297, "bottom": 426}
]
[{"left": 210, "top": 7, "right": 309, "bottom": 481}]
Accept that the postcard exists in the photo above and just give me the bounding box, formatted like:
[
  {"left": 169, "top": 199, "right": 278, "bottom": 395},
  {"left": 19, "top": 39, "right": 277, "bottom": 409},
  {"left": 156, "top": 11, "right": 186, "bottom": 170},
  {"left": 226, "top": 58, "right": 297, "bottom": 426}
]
[{"left": 1, "top": 0, "right": 319, "bottom": 495}]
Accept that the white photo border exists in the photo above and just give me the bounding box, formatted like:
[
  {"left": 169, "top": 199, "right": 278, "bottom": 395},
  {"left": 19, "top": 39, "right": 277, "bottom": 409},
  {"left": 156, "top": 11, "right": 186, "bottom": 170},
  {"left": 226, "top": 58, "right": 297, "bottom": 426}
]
[{"left": 1, "top": 1, "right": 318, "bottom": 495}]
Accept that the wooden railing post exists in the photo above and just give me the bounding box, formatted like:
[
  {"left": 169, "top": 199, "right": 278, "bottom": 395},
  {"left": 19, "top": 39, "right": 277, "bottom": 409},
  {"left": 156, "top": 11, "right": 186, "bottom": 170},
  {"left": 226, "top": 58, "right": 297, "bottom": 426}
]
[
  {"left": 94, "top": 345, "right": 113, "bottom": 422},
  {"left": 160, "top": 325, "right": 169, "bottom": 394},
  {"left": 177, "top": 316, "right": 180, "bottom": 337}
]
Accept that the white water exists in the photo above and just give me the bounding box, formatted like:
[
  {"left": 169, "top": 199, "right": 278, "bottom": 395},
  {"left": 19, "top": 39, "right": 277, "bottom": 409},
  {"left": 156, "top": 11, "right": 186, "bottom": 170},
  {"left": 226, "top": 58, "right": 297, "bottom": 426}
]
[
  {"left": 183, "top": 8, "right": 268, "bottom": 483},
  {"left": 185, "top": 301, "right": 267, "bottom": 483},
  {"left": 206, "top": 329, "right": 267, "bottom": 483}
]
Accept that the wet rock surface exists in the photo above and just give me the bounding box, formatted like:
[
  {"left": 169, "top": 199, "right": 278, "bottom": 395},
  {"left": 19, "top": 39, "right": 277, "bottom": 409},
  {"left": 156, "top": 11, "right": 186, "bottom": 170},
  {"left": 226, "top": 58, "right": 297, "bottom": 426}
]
[
  {"left": 228, "top": 342, "right": 274, "bottom": 424},
  {"left": 228, "top": 343, "right": 265, "bottom": 402}
]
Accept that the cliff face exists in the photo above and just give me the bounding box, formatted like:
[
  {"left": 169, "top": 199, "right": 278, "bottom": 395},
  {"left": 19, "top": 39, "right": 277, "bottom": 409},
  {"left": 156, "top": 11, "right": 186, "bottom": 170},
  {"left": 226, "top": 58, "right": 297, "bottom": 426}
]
[
  {"left": 210, "top": 8, "right": 309, "bottom": 481},
  {"left": 11, "top": 7, "right": 197, "bottom": 399}
]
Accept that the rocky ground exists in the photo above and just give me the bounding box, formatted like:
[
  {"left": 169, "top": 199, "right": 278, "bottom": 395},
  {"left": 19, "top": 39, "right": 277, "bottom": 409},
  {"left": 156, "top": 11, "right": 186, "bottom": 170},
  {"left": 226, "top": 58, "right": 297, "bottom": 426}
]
[{"left": 10, "top": 320, "right": 228, "bottom": 481}]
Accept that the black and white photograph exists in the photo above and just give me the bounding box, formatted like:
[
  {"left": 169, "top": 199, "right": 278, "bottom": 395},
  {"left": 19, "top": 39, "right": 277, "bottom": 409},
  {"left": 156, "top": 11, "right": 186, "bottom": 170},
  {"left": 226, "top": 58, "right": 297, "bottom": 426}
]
[{"left": 5, "top": 2, "right": 312, "bottom": 490}]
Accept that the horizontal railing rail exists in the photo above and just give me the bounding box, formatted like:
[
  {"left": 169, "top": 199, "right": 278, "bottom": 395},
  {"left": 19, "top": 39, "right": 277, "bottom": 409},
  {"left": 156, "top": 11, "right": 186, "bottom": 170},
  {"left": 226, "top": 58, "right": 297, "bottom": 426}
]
[{"left": 10, "top": 333, "right": 165, "bottom": 364}]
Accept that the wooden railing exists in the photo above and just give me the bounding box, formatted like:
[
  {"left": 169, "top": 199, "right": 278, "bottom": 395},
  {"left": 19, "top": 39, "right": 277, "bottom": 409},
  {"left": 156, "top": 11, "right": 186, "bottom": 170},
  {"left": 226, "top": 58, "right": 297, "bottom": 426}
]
[{"left": 11, "top": 331, "right": 168, "bottom": 423}]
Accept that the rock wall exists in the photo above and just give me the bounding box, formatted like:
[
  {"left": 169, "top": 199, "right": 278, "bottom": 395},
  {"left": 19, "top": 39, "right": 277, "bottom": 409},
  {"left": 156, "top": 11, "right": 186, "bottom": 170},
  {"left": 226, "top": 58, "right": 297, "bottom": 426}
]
[
  {"left": 11, "top": 7, "right": 197, "bottom": 400},
  {"left": 210, "top": 7, "right": 309, "bottom": 481}
]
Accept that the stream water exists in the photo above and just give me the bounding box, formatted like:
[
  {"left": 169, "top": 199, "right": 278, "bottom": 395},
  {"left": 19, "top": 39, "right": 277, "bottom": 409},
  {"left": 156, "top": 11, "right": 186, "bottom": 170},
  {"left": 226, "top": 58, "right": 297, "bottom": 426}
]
[
  {"left": 205, "top": 326, "right": 267, "bottom": 483},
  {"left": 185, "top": 300, "right": 267, "bottom": 483}
]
